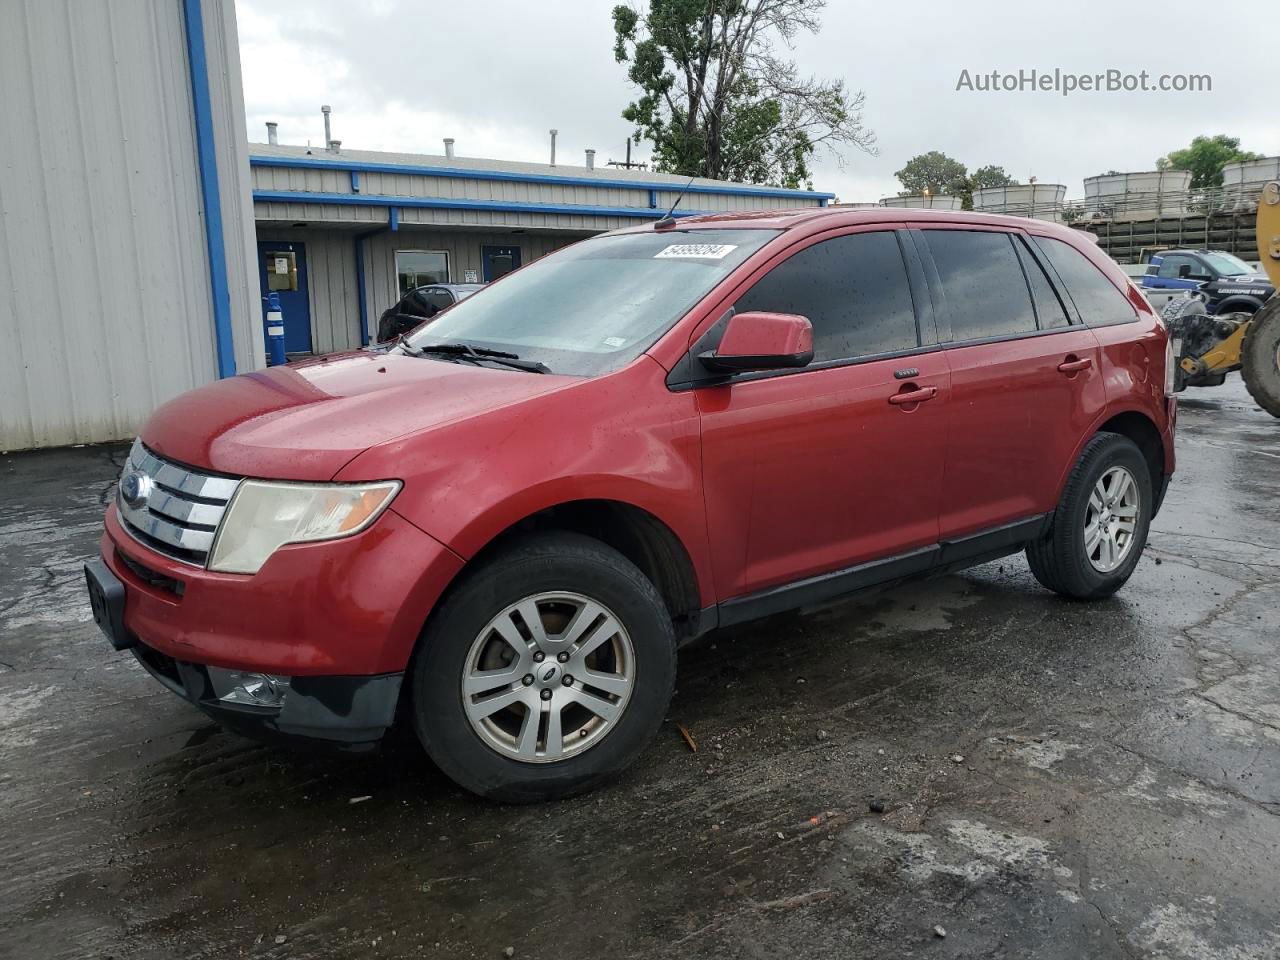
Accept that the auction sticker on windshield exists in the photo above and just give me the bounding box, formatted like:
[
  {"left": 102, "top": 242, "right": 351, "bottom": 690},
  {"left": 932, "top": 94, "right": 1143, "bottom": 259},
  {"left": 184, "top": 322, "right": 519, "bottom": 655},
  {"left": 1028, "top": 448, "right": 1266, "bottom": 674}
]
[{"left": 653, "top": 243, "right": 739, "bottom": 259}]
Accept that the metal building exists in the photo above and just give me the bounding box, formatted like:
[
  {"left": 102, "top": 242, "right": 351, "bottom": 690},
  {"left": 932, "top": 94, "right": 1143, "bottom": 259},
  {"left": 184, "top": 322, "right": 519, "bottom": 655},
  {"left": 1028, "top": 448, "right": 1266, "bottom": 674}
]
[
  {"left": 250, "top": 143, "right": 832, "bottom": 353},
  {"left": 0, "top": 0, "right": 261, "bottom": 451}
]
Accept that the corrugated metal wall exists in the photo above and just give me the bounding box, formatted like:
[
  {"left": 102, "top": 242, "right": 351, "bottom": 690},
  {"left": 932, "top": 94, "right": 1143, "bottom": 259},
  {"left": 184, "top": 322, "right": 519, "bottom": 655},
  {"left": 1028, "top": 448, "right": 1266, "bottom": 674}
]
[
  {"left": 0, "top": 0, "right": 258, "bottom": 450},
  {"left": 255, "top": 227, "right": 584, "bottom": 352},
  {"left": 252, "top": 164, "right": 805, "bottom": 216}
]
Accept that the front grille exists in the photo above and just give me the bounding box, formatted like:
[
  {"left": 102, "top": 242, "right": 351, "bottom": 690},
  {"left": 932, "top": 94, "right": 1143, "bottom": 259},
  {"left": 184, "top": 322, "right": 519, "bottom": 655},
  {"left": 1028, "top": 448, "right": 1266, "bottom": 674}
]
[{"left": 117, "top": 440, "right": 240, "bottom": 567}]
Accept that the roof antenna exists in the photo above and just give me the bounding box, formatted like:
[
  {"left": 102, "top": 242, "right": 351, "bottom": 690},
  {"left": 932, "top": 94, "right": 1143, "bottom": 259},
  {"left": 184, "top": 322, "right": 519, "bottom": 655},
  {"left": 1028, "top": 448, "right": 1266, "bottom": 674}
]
[{"left": 654, "top": 174, "right": 697, "bottom": 229}]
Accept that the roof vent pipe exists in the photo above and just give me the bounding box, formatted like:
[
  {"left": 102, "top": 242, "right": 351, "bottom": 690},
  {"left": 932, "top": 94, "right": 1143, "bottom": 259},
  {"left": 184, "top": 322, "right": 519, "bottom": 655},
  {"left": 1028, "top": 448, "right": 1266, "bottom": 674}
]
[
  {"left": 549, "top": 129, "right": 558, "bottom": 167},
  {"left": 266, "top": 121, "right": 278, "bottom": 145},
  {"left": 444, "top": 138, "right": 456, "bottom": 159},
  {"left": 585, "top": 148, "right": 596, "bottom": 170},
  {"left": 328, "top": 139, "right": 341, "bottom": 154}
]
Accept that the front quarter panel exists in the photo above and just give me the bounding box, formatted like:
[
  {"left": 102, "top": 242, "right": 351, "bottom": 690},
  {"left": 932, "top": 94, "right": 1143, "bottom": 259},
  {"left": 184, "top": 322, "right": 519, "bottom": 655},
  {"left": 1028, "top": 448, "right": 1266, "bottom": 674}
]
[{"left": 333, "top": 357, "right": 715, "bottom": 605}]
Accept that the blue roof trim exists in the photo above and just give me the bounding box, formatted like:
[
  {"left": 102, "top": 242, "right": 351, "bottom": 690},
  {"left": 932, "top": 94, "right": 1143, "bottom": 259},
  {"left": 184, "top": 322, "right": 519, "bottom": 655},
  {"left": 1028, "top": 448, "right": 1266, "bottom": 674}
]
[
  {"left": 253, "top": 190, "right": 712, "bottom": 220},
  {"left": 249, "top": 154, "right": 834, "bottom": 202},
  {"left": 184, "top": 0, "right": 236, "bottom": 378}
]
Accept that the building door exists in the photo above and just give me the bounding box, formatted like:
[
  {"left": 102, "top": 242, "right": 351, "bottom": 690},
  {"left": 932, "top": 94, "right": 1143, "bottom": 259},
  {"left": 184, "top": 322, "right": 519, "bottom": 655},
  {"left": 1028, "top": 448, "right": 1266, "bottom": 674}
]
[
  {"left": 482, "top": 245, "right": 521, "bottom": 282},
  {"left": 257, "top": 241, "right": 313, "bottom": 354}
]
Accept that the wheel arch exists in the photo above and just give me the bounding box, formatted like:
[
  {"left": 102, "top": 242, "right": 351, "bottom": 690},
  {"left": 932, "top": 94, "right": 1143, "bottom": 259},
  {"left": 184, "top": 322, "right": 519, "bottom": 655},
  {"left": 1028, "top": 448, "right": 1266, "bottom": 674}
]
[
  {"left": 1066, "top": 409, "right": 1166, "bottom": 512},
  {"left": 448, "top": 498, "right": 707, "bottom": 640},
  {"left": 1213, "top": 296, "right": 1265, "bottom": 315}
]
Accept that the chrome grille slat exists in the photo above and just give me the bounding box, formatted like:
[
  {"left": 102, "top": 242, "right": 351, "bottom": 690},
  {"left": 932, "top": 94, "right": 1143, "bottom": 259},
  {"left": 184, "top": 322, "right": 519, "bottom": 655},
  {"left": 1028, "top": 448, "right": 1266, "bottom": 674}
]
[{"left": 117, "top": 440, "right": 239, "bottom": 566}]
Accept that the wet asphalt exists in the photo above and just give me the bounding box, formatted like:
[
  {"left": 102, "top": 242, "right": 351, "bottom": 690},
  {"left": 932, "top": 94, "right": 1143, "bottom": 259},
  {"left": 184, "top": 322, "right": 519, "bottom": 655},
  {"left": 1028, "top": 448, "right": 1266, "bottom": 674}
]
[{"left": 2, "top": 375, "right": 1279, "bottom": 960}]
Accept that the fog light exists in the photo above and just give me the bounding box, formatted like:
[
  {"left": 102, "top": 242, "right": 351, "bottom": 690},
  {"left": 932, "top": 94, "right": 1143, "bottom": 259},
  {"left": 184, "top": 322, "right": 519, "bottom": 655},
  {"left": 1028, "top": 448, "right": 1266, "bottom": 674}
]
[{"left": 208, "top": 667, "right": 291, "bottom": 708}]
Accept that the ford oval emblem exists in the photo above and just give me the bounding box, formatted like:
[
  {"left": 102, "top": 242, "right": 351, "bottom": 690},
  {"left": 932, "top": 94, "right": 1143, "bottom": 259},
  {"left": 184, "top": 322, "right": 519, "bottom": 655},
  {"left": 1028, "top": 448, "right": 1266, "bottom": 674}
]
[{"left": 120, "top": 471, "right": 153, "bottom": 510}]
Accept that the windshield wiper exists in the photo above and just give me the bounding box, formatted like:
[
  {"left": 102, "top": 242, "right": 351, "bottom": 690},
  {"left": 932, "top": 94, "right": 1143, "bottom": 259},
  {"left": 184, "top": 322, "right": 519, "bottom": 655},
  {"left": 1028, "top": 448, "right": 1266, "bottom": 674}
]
[{"left": 403, "top": 341, "right": 549, "bottom": 374}]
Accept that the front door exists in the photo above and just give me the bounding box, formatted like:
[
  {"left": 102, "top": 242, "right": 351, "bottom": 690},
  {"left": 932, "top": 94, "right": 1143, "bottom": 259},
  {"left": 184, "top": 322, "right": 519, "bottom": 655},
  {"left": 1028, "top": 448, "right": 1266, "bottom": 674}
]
[
  {"left": 696, "top": 228, "right": 950, "bottom": 601},
  {"left": 257, "top": 241, "right": 313, "bottom": 353},
  {"left": 914, "top": 227, "right": 1106, "bottom": 537},
  {"left": 482, "top": 245, "right": 521, "bottom": 282}
]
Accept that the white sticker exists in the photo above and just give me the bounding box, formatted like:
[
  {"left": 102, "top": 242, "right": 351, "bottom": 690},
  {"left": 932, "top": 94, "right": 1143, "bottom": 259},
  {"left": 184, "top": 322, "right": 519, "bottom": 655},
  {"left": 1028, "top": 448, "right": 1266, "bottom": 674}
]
[
  {"left": 653, "top": 243, "right": 738, "bottom": 260},
  {"left": 602, "top": 336, "right": 627, "bottom": 347}
]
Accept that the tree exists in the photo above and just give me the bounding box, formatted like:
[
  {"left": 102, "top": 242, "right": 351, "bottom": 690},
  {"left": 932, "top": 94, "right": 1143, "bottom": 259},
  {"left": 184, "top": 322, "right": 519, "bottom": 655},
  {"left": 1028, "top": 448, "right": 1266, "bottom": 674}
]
[
  {"left": 1158, "top": 135, "right": 1261, "bottom": 189},
  {"left": 894, "top": 151, "right": 969, "bottom": 198},
  {"left": 612, "top": 0, "right": 875, "bottom": 188},
  {"left": 970, "top": 165, "right": 1018, "bottom": 190}
]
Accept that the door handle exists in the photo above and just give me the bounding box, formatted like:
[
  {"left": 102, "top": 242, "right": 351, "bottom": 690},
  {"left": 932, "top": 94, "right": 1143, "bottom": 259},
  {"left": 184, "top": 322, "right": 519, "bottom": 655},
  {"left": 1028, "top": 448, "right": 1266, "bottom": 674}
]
[
  {"left": 888, "top": 385, "right": 938, "bottom": 405},
  {"left": 1057, "top": 356, "right": 1093, "bottom": 374}
]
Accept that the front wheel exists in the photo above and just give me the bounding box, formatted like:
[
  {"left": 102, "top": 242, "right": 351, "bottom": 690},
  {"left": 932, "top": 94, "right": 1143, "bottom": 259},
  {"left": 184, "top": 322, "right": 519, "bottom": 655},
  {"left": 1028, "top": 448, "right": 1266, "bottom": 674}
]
[
  {"left": 410, "top": 532, "right": 677, "bottom": 802},
  {"left": 1026, "top": 433, "right": 1153, "bottom": 600}
]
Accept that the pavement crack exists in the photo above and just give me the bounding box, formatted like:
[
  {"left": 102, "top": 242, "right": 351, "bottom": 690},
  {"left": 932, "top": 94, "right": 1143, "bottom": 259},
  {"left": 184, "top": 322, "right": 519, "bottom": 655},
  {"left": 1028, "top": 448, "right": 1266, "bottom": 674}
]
[
  {"left": 1085, "top": 898, "right": 1138, "bottom": 960},
  {"left": 1194, "top": 691, "right": 1280, "bottom": 735}
]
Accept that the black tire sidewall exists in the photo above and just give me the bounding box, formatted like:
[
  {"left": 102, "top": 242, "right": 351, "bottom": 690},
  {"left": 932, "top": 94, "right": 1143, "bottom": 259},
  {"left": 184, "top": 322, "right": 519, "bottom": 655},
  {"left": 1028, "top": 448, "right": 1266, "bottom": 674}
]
[
  {"left": 411, "top": 534, "right": 676, "bottom": 802},
  {"left": 1050, "top": 435, "right": 1153, "bottom": 598},
  {"left": 1241, "top": 300, "right": 1280, "bottom": 417}
]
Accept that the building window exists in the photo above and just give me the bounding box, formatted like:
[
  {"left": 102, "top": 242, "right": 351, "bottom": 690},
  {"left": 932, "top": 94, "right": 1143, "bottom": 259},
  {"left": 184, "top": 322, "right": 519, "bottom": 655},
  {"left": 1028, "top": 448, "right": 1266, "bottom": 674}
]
[{"left": 396, "top": 250, "right": 450, "bottom": 292}]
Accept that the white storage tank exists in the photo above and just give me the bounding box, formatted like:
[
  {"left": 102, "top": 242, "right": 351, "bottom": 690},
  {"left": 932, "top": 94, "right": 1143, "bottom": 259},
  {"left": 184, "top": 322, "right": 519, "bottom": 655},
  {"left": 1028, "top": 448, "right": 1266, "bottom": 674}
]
[
  {"left": 1082, "top": 170, "right": 1191, "bottom": 221},
  {"left": 1221, "top": 156, "right": 1280, "bottom": 212},
  {"left": 972, "top": 183, "right": 1067, "bottom": 222},
  {"left": 878, "top": 194, "right": 963, "bottom": 210}
]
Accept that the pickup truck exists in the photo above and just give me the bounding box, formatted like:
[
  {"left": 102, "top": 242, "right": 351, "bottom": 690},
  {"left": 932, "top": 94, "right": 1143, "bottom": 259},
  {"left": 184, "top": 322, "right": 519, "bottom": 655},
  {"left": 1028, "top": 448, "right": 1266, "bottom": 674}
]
[{"left": 1138, "top": 249, "right": 1274, "bottom": 315}]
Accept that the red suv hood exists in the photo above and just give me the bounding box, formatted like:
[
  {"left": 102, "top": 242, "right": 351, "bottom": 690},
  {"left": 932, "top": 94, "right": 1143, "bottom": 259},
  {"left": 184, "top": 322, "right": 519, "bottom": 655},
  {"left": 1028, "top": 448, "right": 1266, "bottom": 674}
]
[{"left": 141, "top": 351, "right": 575, "bottom": 480}]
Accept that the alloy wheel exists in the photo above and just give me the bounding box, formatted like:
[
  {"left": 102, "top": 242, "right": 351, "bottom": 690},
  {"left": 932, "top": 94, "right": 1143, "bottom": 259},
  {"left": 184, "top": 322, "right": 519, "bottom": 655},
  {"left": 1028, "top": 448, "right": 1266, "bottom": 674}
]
[
  {"left": 461, "top": 592, "right": 635, "bottom": 763},
  {"left": 1083, "top": 465, "right": 1140, "bottom": 573}
]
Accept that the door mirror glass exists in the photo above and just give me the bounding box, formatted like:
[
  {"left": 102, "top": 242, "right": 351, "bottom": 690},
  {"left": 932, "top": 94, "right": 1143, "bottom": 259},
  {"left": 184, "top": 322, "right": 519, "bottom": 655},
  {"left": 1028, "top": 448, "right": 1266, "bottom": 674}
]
[
  {"left": 1177, "top": 264, "right": 1193, "bottom": 279},
  {"left": 699, "top": 311, "right": 814, "bottom": 373}
]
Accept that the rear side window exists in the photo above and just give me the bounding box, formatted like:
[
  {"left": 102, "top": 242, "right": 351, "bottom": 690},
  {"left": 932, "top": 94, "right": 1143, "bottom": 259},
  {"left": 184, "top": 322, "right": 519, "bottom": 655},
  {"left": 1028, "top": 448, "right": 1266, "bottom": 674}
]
[
  {"left": 732, "top": 231, "right": 918, "bottom": 363},
  {"left": 1033, "top": 236, "right": 1139, "bottom": 326},
  {"left": 424, "top": 288, "right": 455, "bottom": 310},
  {"left": 1015, "top": 239, "right": 1072, "bottom": 329},
  {"left": 922, "top": 230, "right": 1038, "bottom": 341}
]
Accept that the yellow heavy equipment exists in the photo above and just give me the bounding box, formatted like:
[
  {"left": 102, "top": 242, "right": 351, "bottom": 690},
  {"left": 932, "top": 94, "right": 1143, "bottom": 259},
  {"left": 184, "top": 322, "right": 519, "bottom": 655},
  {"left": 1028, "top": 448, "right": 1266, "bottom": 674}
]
[{"left": 1164, "top": 180, "right": 1280, "bottom": 416}]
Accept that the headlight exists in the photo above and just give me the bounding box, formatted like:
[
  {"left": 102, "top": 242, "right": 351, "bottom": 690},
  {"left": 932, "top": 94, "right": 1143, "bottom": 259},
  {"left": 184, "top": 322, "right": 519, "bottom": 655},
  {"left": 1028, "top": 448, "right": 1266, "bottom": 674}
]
[{"left": 208, "top": 480, "right": 401, "bottom": 574}]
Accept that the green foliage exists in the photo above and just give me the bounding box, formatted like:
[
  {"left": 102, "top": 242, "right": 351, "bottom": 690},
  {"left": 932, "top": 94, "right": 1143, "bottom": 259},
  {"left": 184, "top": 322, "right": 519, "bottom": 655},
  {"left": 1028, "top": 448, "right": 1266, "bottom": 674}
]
[
  {"left": 612, "top": 0, "right": 875, "bottom": 187},
  {"left": 970, "top": 165, "right": 1018, "bottom": 190},
  {"left": 894, "top": 151, "right": 969, "bottom": 198},
  {"left": 1158, "top": 135, "right": 1261, "bottom": 189}
]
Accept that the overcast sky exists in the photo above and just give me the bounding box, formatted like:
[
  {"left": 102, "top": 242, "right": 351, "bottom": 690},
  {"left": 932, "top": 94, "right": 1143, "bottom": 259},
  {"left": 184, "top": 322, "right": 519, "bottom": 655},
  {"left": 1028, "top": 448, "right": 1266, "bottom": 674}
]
[{"left": 235, "top": 0, "right": 1280, "bottom": 202}]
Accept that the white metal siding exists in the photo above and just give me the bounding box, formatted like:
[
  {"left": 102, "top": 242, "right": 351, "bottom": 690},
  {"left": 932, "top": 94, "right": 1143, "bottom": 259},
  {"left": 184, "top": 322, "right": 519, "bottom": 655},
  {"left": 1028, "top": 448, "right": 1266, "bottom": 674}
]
[{"left": 0, "top": 0, "right": 258, "bottom": 450}]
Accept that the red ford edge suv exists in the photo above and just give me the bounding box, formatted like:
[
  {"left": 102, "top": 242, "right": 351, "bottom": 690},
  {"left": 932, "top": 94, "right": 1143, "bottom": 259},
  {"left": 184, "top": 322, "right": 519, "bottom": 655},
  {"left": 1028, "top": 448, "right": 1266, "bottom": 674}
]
[{"left": 85, "top": 209, "right": 1176, "bottom": 801}]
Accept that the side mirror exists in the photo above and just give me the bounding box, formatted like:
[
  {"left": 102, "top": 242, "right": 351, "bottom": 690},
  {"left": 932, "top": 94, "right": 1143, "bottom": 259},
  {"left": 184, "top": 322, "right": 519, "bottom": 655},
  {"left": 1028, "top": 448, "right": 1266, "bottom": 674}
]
[
  {"left": 698, "top": 311, "right": 814, "bottom": 373},
  {"left": 1177, "top": 264, "right": 1193, "bottom": 279}
]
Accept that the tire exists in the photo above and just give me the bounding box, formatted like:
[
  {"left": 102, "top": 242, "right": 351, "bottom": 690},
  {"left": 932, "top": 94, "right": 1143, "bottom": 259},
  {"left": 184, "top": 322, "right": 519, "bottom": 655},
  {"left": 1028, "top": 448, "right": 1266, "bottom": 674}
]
[
  {"left": 1026, "top": 433, "right": 1153, "bottom": 600},
  {"left": 1241, "top": 299, "right": 1280, "bottom": 418},
  {"left": 410, "top": 532, "right": 676, "bottom": 802}
]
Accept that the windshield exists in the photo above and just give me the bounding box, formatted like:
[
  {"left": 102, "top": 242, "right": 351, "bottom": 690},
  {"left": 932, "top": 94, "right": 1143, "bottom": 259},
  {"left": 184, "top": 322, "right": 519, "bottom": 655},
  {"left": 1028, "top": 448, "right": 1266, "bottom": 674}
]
[
  {"left": 1202, "top": 252, "right": 1254, "bottom": 277},
  {"left": 403, "top": 228, "right": 777, "bottom": 376}
]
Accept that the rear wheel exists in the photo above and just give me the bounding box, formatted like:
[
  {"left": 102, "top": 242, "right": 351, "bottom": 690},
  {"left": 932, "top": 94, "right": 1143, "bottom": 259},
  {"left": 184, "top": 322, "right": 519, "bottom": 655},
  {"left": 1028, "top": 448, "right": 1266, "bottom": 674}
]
[
  {"left": 1241, "top": 299, "right": 1280, "bottom": 418},
  {"left": 1026, "top": 433, "right": 1152, "bottom": 600},
  {"left": 410, "top": 532, "right": 676, "bottom": 802}
]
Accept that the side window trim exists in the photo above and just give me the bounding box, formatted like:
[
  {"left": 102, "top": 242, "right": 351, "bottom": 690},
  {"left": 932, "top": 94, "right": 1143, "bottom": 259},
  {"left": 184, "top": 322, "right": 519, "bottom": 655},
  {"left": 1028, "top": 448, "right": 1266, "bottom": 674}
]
[
  {"left": 1013, "top": 234, "right": 1077, "bottom": 330},
  {"left": 896, "top": 228, "right": 940, "bottom": 347},
  {"left": 905, "top": 228, "right": 953, "bottom": 343},
  {"left": 1028, "top": 235, "right": 1084, "bottom": 324}
]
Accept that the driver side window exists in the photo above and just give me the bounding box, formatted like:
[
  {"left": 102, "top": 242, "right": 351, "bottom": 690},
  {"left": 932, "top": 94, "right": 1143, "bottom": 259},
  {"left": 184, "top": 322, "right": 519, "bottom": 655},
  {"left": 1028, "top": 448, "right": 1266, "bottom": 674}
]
[{"left": 731, "top": 231, "right": 919, "bottom": 363}]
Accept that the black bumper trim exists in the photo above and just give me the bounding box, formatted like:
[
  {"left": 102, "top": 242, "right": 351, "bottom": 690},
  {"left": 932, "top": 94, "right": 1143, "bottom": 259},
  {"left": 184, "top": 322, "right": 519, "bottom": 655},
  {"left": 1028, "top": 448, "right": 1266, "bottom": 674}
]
[{"left": 130, "top": 643, "right": 403, "bottom": 751}]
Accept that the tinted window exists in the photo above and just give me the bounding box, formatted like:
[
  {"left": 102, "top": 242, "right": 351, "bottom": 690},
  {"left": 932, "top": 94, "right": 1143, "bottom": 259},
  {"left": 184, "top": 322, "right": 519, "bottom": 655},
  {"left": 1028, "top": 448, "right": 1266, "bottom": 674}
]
[
  {"left": 732, "top": 231, "right": 917, "bottom": 362},
  {"left": 1015, "top": 239, "right": 1071, "bottom": 329},
  {"left": 1034, "top": 236, "right": 1139, "bottom": 326},
  {"left": 924, "top": 230, "right": 1038, "bottom": 341}
]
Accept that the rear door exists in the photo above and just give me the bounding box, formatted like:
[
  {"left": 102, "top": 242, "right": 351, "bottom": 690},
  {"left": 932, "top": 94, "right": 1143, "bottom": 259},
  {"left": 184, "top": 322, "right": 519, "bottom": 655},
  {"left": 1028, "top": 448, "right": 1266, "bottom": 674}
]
[
  {"left": 696, "top": 227, "right": 951, "bottom": 603},
  {"left": 915, "top": 227, "right": 1106, "bottom": 539}
]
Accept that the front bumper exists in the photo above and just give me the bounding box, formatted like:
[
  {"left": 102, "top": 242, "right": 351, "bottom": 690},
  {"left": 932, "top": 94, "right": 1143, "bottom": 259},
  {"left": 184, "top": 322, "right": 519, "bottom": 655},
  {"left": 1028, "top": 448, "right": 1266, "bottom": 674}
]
[
  {"left": 99, "top": 502, "right": 464, "bottom": 676},
  {"left": 86, "top": 557, "right": 402, "bottom": 750}
]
